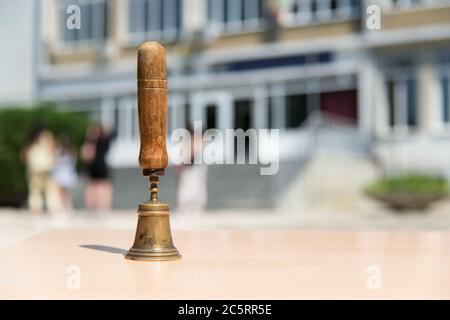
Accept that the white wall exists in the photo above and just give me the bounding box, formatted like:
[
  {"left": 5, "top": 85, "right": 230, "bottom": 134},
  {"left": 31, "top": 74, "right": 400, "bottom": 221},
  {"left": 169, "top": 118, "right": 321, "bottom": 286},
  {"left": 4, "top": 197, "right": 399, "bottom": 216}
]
[{"left": 0, "top": 0, "right": 37, "bottom": 106}]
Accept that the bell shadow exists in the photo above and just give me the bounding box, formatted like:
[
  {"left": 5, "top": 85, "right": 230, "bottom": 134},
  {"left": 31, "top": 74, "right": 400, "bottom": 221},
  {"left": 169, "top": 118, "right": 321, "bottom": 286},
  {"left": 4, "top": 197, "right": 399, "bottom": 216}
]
[{"left": 80, "top": 244, "right": 128, "bottom": 256}]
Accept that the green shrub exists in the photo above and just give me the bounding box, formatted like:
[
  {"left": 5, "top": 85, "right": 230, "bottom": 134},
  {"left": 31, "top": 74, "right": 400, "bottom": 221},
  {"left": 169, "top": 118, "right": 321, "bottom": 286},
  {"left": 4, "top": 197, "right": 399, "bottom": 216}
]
[
  {"left": 0, "top": 103, "right": 90, "bottom": 206},
  {"left": 366, "top": 174, "right": 449, "bottom": 197}
]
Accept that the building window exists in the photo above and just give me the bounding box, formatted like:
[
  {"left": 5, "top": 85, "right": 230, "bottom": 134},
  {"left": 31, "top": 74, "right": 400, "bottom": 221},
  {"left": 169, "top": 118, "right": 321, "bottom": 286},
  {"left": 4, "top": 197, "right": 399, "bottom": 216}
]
[
  {"left": 287, "top": 0, "right": 360, "bottom": 24},
  {"left": 206, "top": 105, "right": 218, "bottom": 130},
  {"left": 234, "top": 99, "right": 252, "bottom": 131},
  {"left": 267, "top": 97, "right": 274, "bottom": 129},
  {"left": 442, "top": 76, "right": 450, "bottom": 124},
  {"left": 128, "top": 0, "right": 181, "bottom": 44},
  {"left": 59, "top": 0, "right": 107, "bottom": 46},
  {"left": 285, "top": 94, "right": 308, "bottom": 128},
  {"left": 207, "top": 0, "right": 264, "bottom": 33},
  {"left": 185, "top": 104, "right": 192, "bottom": 129},
  {"left": 391, "top": 0, "right": 430, "bottom": 9},
  {"left": 387, "top": 77, "right": 418, "bottom": 132}
]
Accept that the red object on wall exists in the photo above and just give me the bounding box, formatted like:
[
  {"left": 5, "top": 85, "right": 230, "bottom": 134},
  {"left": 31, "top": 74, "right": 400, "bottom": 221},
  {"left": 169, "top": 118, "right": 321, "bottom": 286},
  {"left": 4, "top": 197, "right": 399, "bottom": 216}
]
[{"left": 320, "top": 90, "right": 358, "bottom": 123}]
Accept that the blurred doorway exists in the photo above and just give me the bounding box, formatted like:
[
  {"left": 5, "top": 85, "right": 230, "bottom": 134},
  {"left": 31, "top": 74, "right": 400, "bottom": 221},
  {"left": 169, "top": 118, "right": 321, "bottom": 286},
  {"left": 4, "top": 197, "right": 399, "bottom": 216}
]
[
  {"left": 320, "top": 89, "right": 358, "bottom": 123},
  {"left": 234, "top": 99, "right": 252, "bottom": 131},
  {"left": 233, "top": 99, "right": 253, "bottom": 162},
  {"left": 206, "top": 104, "right": 218, "bottom": 130}
]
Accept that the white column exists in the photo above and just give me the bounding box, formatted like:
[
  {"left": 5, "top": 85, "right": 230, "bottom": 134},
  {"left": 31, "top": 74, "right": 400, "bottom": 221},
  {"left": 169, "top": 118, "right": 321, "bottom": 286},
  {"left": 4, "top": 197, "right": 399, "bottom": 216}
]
[
  {"left": 218, "top": 92, "right": 233, "bottom": 131},
  {"left": 125, "top": 97, "right": 133, "bottom": 140},
  {"left": 178, "top": 95, "right": 187, "bottom": 130},
  {"left": 190, "top": 92, "right": 204, "bottom": 128},
  {"left": 253, "top": 86, "right": 268, "bottom": 129},
  {"left": 132, "top": 97, "right": 139, "bottom": 140},
  {"left": 182, "top": 0, "right": 203, "bottom": 33},
  {"left": 373, "top": 65, "right": 389, "bottom": 137},
  {"left": 394, "top": 80, "right": 407, "bottom": 134},
  {"left": 169, "top": 94, "right": 186, "bottom": 132},
  {"left": 270, "top": 83, "right": 286, "bottom": 129},
  {"left": 418, "top": 53, "right": 441, "bottom": 133},
  {"left": 117, "top": 96, "right": 132, "bottom": 141},
  {"left": 358, "top": 53, "right": 374, "bottom": 134},
  {"left": 101, "top": 97, "right": 115, "bottom": 130},
  {"left": 115, "top": 0, "right": 127, "bottom": 44}
]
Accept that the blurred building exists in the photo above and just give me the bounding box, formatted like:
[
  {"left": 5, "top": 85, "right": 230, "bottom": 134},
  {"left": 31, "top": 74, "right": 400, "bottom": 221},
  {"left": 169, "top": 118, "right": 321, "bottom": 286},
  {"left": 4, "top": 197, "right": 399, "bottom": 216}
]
[
  {"left": 30, "top": 0, "right": 450, "bottom": 171},
  {"left": 1, "top": 0, "right": 450, "bottom": 208}
]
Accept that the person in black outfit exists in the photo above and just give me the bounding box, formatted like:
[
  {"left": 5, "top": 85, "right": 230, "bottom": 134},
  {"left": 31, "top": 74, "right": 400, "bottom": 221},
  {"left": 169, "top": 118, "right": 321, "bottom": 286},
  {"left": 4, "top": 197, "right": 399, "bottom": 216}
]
[{"left": 81, "top": 124, "right": 113, "bottom": 212}]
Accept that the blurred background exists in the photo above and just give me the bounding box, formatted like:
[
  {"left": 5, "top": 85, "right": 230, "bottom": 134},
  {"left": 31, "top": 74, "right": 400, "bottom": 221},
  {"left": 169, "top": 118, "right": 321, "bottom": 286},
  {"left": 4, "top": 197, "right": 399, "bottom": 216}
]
[{"left": 1, "top": 0, "right": 450, "bottom": 246}]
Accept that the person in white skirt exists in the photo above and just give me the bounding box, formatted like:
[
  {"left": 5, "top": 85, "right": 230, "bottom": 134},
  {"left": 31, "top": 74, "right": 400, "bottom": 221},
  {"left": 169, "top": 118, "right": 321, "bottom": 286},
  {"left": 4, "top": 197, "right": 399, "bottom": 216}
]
[{"left": 52, "top": 135, "right": 78, "bottom": 213}]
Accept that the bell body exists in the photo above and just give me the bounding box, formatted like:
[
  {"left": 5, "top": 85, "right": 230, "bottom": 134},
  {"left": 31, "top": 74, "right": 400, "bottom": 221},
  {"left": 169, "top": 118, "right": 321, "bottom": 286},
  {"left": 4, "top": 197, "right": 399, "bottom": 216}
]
[{"left": 125, "top": 201, "right": 180, "bottom": 261}]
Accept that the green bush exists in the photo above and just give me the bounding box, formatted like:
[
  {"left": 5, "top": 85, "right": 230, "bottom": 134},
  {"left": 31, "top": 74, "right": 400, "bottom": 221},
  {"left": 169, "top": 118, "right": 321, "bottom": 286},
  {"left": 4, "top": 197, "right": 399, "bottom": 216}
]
[
  {"left": 366, "top": 174, "right": 449, "bottom": 197},
  {"left": 0, "top": 103, "right": 90, "bottom": 206}
]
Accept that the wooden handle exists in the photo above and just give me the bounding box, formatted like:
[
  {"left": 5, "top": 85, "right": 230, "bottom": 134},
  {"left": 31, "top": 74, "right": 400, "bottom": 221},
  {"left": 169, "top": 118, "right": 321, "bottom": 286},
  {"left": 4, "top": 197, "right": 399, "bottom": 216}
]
[{"left": 137, "top": 42, "right": 168, "bottom": 174}]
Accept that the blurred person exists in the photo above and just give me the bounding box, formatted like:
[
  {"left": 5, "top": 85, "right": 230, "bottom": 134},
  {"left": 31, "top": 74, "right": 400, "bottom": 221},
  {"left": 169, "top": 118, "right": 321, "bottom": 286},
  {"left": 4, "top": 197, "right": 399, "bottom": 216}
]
[
  {"left": 81, "top": 124, "right": 113, "bottom": 213},
  {"left": 22, "top": 123, "right": 59, "bottom": 223},
  {"left": 52, "top": 135, "right": 78, "bottom": 213},
  {"left": 175, "top": 127, "right": 207, "bottom": 216}
]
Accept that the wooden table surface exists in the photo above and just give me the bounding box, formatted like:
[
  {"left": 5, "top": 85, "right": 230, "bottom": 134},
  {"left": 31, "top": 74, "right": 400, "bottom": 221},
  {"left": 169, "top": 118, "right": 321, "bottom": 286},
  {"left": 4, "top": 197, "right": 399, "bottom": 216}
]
[{"left": 1, "top": 229, "right": 450, "bottom": 299}]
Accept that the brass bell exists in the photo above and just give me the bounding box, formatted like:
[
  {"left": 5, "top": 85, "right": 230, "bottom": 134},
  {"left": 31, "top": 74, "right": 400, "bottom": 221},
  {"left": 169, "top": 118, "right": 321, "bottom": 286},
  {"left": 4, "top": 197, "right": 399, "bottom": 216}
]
[{"left": 125, "top": 42, "right": 181, "bottom": 261}]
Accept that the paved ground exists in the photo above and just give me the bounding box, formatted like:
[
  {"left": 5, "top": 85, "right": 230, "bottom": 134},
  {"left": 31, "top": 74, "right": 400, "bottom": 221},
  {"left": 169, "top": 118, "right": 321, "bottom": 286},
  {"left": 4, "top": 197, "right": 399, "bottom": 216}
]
[{"left": 2, "top": 197, "right": 450, "bottom": 249}]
